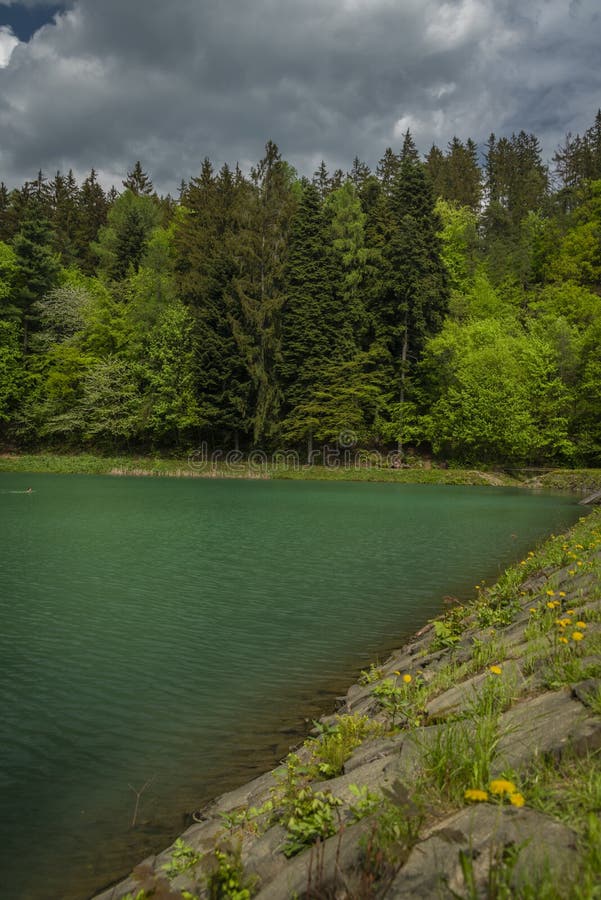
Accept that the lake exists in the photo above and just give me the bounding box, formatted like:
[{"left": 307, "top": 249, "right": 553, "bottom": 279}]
[{"left": 0, "top": 473, "right": 583, "bottom": 899}]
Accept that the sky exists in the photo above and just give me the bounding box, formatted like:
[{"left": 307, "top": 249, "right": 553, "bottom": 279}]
[{"left": 0, "top": 0, "right": 600, "bottom": 194}]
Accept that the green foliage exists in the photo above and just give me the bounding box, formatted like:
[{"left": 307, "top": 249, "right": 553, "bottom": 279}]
[
  {"left": 430, "top": 605, "right": 467, "bottom": 650},
  {"left": 359, "top": 663, "right": 384, "bottom": 685},
  {"left": 348, "top": 783, "right": 383, "bottom": 821},
  {"left": 372, "top": 676, "right": 426, "bottom": 728},
  {"left": 162, "top": 838, "right": 202, "bottom": 878},
  {"left": 1, "top": 126, "right": 601, "bottom": 464},
  {"left": 205, "top": 846, "right": 257, "bottom": 900},
  {"left": 304, "top": 714, "right": 384, "bottom": 778},
  {"left": 419, "top": 714, "right": 501, "bottom": 803},
  {"left": 93, "top": 189, "right": 162, "bottom": 281},
  {"left": 363, "top": 780, "right": 424, "bottom": 869},
  {"left": 422, "top": 318, "right": 576, "bottom": 463},
  {"left": 0, "top": 320, "right": 23, "bottom": 424},
  {"left": 282, "top": 787, "right": 342, "bottom": 858}
]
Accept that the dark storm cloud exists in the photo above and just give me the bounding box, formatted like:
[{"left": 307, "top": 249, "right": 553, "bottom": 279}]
[{"left": 0, "top": 0, "right": 600, "bottom": 193}]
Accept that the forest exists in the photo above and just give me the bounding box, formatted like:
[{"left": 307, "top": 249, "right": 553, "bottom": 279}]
[{"left": 0, "top": 112, "right": 600, "bottom": 465}]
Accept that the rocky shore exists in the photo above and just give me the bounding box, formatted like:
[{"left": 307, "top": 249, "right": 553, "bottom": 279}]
[{"left": 94, "top": 507, "right": 601, "bottom": 900}]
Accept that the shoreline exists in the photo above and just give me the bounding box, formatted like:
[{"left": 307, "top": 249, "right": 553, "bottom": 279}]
[
  {"left": 2, "top": 451, "right": 601, "bottom": 490},
  {"left": 93, "top": 504, "right": 601, "bottom": 900}
]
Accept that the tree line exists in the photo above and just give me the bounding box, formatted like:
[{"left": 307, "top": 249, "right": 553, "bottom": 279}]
[{"left": 1, "top": 111, "right": 600, "bottom": 464}]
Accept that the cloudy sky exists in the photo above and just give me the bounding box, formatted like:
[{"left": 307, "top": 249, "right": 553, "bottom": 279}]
[{"left": 0, "top": 0, "right": 599, "bottom": 193}]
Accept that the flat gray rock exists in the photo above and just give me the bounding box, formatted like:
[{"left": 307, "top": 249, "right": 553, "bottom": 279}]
[
  {"left": 387, "top": 804, "right": 579, "bottom": 898},
  {"left": 495, "top": 689, "right": 601, "bottom": 771}
]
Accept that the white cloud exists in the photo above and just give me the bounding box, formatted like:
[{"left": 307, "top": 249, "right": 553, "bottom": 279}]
[{"left": 0, "top": 25, "right": 19, "bottom": 67}]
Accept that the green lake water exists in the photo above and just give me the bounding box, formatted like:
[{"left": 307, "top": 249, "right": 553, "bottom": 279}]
[{"left": 0, "top": 473, "right": 583, "bottom": 899}]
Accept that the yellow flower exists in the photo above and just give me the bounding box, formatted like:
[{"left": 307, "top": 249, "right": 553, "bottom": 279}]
[
  {"left": 546, "top": 601, "right": 555, "bottom": 609},
  {"left": 402, "top": 674, "right": 412, "bottom": 684},
  {"left": 575, "top": 621, "right": 587, "bottom": 629},
  {"left": 559, "top": 592, "right": 566, "bottom": 598},
  {"left": 509, "top": 792, "right": 525, "bottom": 808},
  {"left": 546, "top": 590, "right": 555, "bottom": 597},
  {"left": 464, "top": 788, "right": 488, "bottom": 802},
  {"left": 568, "top": 570, "right": 576, "bottom": 576},
  {"left": 489, "top": 665, "right": 502, "bottom": 675},
  {"left": 572, "top": 631, "right": 584, "bottom": 641},
  {"left": 566, "top": 609, "right": 575, "bottom": 615},
  {"left": 489, "top": 779, "right": 516, "bottom": 796},
  {"left": 393, "top": 671, "right": 401, "bottom": 676},
  {"left": 559, "top": 637, "right": 568, "bottom": 644},
  {"left": 577, "top": 561, "right": 583, "bottom": 566},
  {"left": 529, "top": 607, "right": 537, "bottom": 614}
]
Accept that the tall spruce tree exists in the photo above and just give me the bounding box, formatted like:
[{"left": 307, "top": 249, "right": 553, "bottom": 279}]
[
  {"left": 123, "top": 161, "right": 154, "bottom": 196},
  {"left": 11, "top": 205, "right": 60, "bottom": 350},
  {"left": 381, "top": 131, "right": 449, "bottom": 451},
  {"left": 229, "top": 141, "right": 296, "bottom": 445},
  {"left": 174, "top": 159, "right": 249, "bottom": 443},
  {"left": 75, "top": 170, "right": 108, "bottom": 273},
  {"left": 279, "top": 180, "right": 333, "bottom": 451}
]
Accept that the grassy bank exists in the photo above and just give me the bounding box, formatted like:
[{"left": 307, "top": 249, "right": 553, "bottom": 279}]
[
  {"left": 0, "top": 451, "right": 563, "bottom": 487},
  {"left": 2, "top": 451, "right": 601, "bottom": 492}
]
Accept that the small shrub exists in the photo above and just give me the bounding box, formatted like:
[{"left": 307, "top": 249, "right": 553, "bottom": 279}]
[
  {"left": 205, "top": 846, "right": 257, "bottom": 900},
  {"left": 282, "top": 787, "right": 343, "bottom": 858}
]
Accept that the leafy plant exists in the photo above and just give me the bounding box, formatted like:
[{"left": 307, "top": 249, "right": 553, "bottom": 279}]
[
  {"left": 162, "top": 838, "right": 202, "bottom": 879},
  {"left": 348, "top": 783, "right": 383, "bottom": 822},
  {"left": 282, "top": 787, "right": 343, "bottom": 858},
  {"left": 373, "top": 677, "right": 426, "bottom": 729},
  {"left": 205, "top": 846, "right": 257, "bottom": 900},
  {"left": 305, "top": 714, "right": 384, "bottom": 778},
  {"left": 359, "top": 663, "right": 384, "bottom": 685}
]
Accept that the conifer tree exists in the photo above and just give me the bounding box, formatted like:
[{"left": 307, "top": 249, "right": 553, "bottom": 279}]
[
  {"left": 123, "top": 161, "right": 154, "bottom": 196},
  {"left": 76, "top": 170, "right": 108, "bottom": 273},
  {"left": 174, "top": 159, "right": 249, "bottom": 443},
  {"left": 0, "top": 183, "right": 10, "bottom": 243},
  {"left": 376, "top": 147, "right": 401, "bottom": 194},
  {"left": 312, "top": 161, "right": 331, "bottom": 200},
  {"left": 11, "top": 204, "right": 60, "bottom": 350},
  {"left": 279, "top": 180, "right": 333, "bottom": 449},
  {"left": 229, "top": 141, "right": 296, "bottom": 444},
  {"left": 381, "top": 131, "right": 449, "bottom": 450},
  {"left": 50, "top": 170, "right": 80, "bottom": 266}
]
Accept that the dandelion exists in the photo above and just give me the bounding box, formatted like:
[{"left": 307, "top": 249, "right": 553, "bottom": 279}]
[
  {"left": 572, "top": 631, "right": 584, "bottom": 641},
  {"left": 566, "top": 609, "right": 575, "bottom": 615},
  {"left": 546, "top": 590, "right": 555, "bottom": 597},
  {"left": 509, "top": 792, "right": 525, "bottom": 808},
  {"left": 575, "top": 621, "right": 587, "bottom": 629},
  {"left": 559, "top": 637, "right": 569, "bottom": 644},
  {"left": 559, "top": 592, "right": 566, "bottom": 598},
  {"left": 402, "top": 674, "right": 412, "bottom": 684},
  {"left": 393, "top": 671, "right": 401, "bottom": 676},
  {"left": 464, "top": 788, "right": 488, "bottom": 802},
  {"left": 489, "top": 665, "right": 502, "bottom": 675},
  {"left": 568, "top": 570, "right": 576, "bottom": 576},
  {"left": 529, "top": 607, "right": 537, "bottom": 614},
  {"left": 546, "top": 602, "right": 555, "bottom": 609},
  {"left": 489, "top": 779, "right": 516, "bottom": 796}
]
